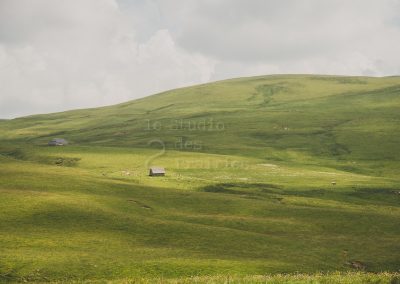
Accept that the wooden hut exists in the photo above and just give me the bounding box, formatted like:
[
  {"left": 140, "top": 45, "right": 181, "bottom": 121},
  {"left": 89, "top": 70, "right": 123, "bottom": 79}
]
[
  {"left": 149, "top": 167, "right": 165, "bottom": 177},
  {"left": 48, "top": 138, "right": 68, "bottom": 146}
]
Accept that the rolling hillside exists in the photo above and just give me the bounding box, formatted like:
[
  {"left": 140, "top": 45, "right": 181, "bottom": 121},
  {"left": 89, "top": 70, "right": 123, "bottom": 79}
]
[
  {"left": 2, "top": 75, "right": 400, "bottom": 165},
  {"left": 0, "top": 75, "right": 399, "bottom": 282}
]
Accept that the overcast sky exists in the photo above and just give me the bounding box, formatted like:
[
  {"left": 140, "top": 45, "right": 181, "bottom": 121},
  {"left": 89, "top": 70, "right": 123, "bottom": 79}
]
[{"left": 1, "top": 0, "right": 400, "bottom": 118}]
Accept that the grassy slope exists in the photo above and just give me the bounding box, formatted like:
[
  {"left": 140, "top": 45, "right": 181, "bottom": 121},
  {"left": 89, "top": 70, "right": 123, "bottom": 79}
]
[
  {"left": 0, "top": 75, "right": 399, "bottom": 282},
  {"left": 101, "top": 272, "right": 400, "bottom": 284}
]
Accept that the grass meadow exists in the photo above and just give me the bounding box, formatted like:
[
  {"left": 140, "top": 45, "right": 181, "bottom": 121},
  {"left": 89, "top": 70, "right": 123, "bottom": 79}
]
[{"left": 0, "top": 75, "right": 399, "bottom": 282}]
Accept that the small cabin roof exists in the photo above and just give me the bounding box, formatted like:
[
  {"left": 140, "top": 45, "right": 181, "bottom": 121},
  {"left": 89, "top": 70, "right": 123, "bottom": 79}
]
[
  {"left": 50, "top": 138, "right": 68, "bottom": 143},
  {"left": 150, "top": 167, "right": 165, "bottom": 174}
]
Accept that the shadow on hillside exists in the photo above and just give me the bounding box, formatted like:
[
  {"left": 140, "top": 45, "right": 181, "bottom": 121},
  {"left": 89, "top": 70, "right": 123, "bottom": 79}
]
[
  {"left": 201, "top": 182, "right": 283, "bottom": 201},
  {"left": 0, "top": 146, "right": 81, "bottom": 167},
  {"left": 201, "top": 182, "right": 400, "bottom": 207}
]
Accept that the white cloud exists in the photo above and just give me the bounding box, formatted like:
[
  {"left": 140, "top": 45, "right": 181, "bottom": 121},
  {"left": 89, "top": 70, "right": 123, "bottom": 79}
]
[
  {"left": 0, "top": 0, "right": 399, "bottom": 118},
  {"left": 164, "top": 0, "right": 400, "bottom": 79},
  {"left": 0, "top": 0, "right": 215, "bottom": 118}
]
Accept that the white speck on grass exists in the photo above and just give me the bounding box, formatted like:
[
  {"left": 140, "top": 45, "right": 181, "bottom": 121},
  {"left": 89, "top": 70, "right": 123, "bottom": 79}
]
[{"left": 258, "top": 163, "right": 278, "bottom": 168}]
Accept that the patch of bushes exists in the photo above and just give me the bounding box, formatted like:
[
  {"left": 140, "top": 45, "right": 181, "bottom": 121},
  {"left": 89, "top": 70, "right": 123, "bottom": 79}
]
[
  {"left": 202, "top": 182, "right": 281, "bottom": 195},
  {"left": 53, "top": 157, "right": 81, "bottom": 167}
]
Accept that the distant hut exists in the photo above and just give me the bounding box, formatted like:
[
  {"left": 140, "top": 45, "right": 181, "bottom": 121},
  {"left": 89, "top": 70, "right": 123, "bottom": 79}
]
[
  {"left": 149, "top": 167, "right": 165, "bottom": 177},
  {"left": 48, "top": 138, "right": 68, "bottom": 146}
]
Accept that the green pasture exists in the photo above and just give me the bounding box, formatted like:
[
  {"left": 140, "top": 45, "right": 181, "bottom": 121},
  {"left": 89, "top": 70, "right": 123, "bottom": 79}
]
[{"left": 0, "top": 75, "right": 399, "bottom": 282}]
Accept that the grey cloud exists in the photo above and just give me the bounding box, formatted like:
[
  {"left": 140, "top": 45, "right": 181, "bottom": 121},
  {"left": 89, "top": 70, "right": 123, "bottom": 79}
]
[
  {"left": 167, "top": 0, "right": 394, "bottom": 61},
  {"left": 0, "top": 0, "right": 399, "bottom": 118},
  {"left": 0, "top": 0, "right": 215, "bottom": 118},
  {"left": 160, "top": 0, "right": 400, "bottom": 77}
]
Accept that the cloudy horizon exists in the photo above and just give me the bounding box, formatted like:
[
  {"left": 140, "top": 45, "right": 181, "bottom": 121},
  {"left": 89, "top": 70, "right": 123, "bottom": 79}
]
[{"left": 1, "top": 0, "right": 400, "bottom": 118}]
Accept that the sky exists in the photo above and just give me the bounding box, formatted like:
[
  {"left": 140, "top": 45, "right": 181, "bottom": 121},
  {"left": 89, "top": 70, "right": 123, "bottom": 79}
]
[{"left": 1, "top": 0, "right": 400, "bottom": 118}]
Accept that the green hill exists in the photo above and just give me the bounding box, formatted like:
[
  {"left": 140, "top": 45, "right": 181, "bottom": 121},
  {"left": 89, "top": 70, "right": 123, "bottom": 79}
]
[
  {"left": 0, "top": 75, "right": 399, "bottom": 282},
  {"left": 2, "top": 75, "right": 400, "bottom": 163}
]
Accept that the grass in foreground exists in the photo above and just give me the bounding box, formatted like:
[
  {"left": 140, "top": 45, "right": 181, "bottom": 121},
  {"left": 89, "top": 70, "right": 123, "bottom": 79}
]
[
  {"left": 31, "top": 272, "right": 400, "bottom": 284},
  {"left": 118, "top": 272, "right": 400, "bottom": 284},
  {"left": 0, "top": 145, "right": 399, "bottom": 282},
  {"left": 0, "top": 75, "right": 399, "bottom": 282}
]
